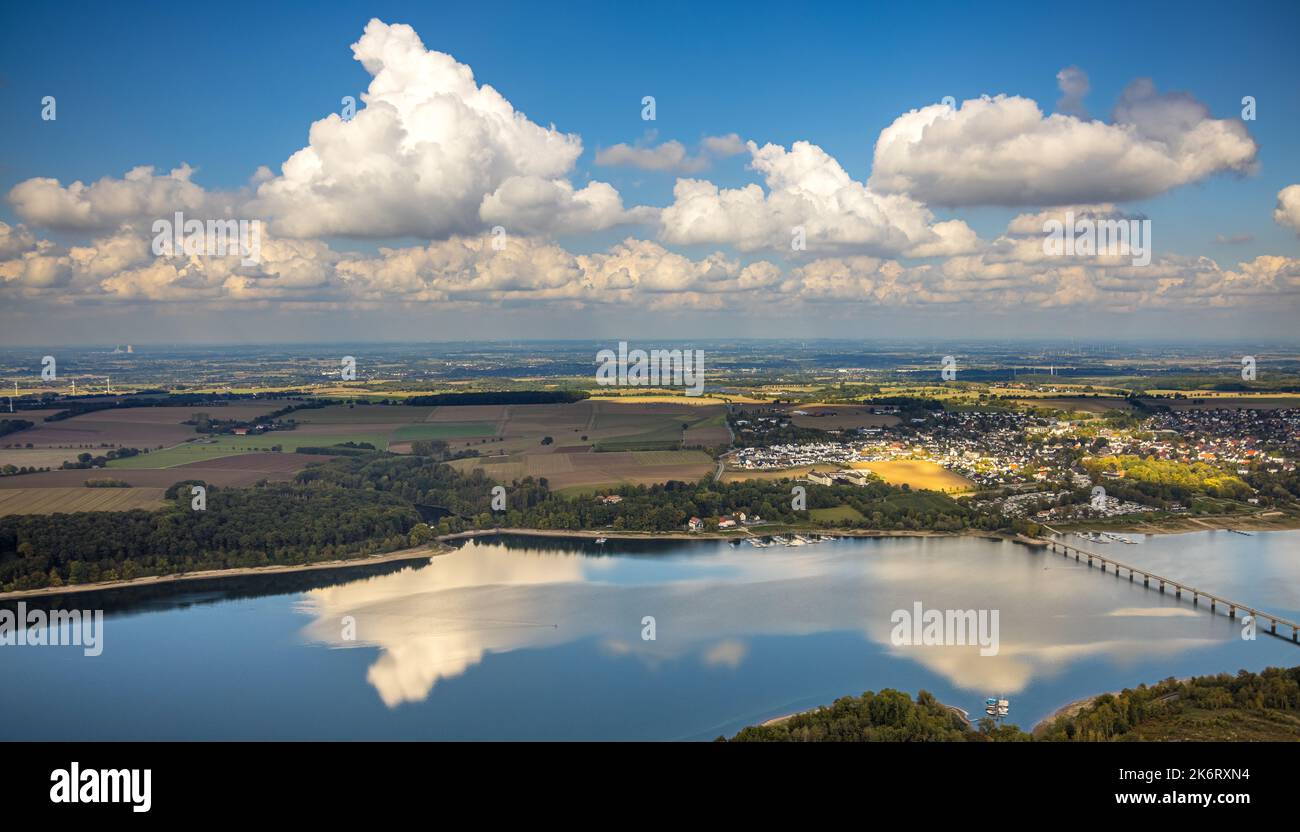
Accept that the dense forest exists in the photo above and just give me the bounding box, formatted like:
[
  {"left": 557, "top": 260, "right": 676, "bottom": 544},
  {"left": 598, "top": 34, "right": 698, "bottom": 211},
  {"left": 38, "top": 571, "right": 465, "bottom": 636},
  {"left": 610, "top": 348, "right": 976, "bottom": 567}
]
[
  {"left": 1084, "top": 455, "right": 1252, "bottom": 501},
  {"left": 722, "top": 689, "right": 1029, "bottom": 742},
  {"left": 0, "top": 450, "right": 1002, "bottom": 591},
  {"left": 724, "top": 666, "right": 1300, "bottom": 742},
  {"left": 0, "top": 419, "right": 34, "bottom": 439},
  {"left": 1038, "top": 667, "right": 1300, "bottom": 741},
  {"left": 0, "top": 475, "right": 420, "bottom": 591}
]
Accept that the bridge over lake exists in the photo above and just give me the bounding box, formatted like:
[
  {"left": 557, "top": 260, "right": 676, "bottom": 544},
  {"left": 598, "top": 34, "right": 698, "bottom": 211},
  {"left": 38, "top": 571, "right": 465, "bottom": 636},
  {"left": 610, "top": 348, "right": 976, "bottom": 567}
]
[{"left": 1037, "top": 537, "right": 1300, "bottom": 645}]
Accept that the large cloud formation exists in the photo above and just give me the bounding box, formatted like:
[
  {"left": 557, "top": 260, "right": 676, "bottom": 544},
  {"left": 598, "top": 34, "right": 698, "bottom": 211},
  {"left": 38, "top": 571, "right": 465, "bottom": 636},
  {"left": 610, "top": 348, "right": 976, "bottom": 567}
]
[
  {"left": 7, "top": 164, "right": 230, "bottom": 232},
  {"left": 869, "top": 80, "right": 1258, "bottom": 207},
  {"left": 250, "top": 20, "right": 647, "bottom": 238},
  {"left": 1, "top": 25, "right": 1292, "bottom": 328},
  {"left": 659, "top": 140, "right": 980, "bottom": 257}
]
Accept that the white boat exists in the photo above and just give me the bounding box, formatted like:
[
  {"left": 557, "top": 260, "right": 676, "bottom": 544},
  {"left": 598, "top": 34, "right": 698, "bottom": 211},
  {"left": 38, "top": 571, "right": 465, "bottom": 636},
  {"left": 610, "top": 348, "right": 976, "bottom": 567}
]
[
  {"left": 771, "top": 536, "right": 789, "bottom": 546},
  {"left": 594, "top": 537, "right": 607, "bottom": 544}
]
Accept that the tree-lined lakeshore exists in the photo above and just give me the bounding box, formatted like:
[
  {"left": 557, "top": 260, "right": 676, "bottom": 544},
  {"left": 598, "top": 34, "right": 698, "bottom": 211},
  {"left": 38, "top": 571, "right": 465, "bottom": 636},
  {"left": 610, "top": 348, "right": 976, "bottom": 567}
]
[
  {"left": 722, "top": 666, "right": 1300, "bottom": 742},
  {"left": 1, "top": 450, "right": 1014, "bottom": 594}
]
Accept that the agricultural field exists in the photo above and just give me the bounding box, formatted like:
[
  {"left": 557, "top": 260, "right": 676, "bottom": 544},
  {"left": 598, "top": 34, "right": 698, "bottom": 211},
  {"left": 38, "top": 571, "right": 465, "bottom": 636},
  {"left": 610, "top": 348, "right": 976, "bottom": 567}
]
[
  {"left": 719, "top": 464, "right": 820, "bottom": 484},
  {"left": 3, "top": 398, "right": 727, "bottom": 505},
  {"left": 778, "top": 404, "right": 901, "bottom": 430},
  {"left": 106, "top": 433, "right": 391, "bottom": 467},
  {"left": 808, "top": 505, "right": 866, "bottom": 523},
  {"left": 449, "top": 448, "right": 714, "bottom": 492},
  {"left": 0, "top": 401, "right": 293, "bottom": 455},
  {"left": 0, "top": 452, "right": 330, "bottom": 491},
  {"left": 0, "top": 448, "right": 88, "bottom": 471},
  {"left": 1008, "top": 397, "right": 1134, "bottom": 414},
  {"left": 412, "top": 399, "right": 728, "bottom": 456},
  {"left": 722, "top": 459, "right": 975, "bottom": 494},
  {"left": 0, "top": 487, "right": 167, "bottom": 516},
  {"left": 849, "top": 460, "right": 975, "bottom": 493},
  {"left": 295, "top": 403, "right": 435, "bottom": 424},
  {"left": 1138, "top": 394, "right": 1300, "bottom": 410}
]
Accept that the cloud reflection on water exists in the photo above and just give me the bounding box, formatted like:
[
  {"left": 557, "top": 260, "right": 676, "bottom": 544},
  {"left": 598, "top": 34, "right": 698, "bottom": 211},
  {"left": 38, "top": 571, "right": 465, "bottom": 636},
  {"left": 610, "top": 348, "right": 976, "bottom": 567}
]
[{"left": 298, "top": 536, "right": 1236, "bottom": 707}]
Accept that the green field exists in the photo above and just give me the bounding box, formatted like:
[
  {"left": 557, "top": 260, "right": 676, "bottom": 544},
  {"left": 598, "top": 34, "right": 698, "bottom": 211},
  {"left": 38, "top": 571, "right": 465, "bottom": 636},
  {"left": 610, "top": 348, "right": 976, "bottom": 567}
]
[
  {"left": 391, "top": 422, "right": 497, "bottom": 441},
  {"left": 809, "top": 505, "right": 866, "bottom": 522},
  {"left": 296, "top": 404, "right": 435, "bottom": 424},
  {"left": 108, "top": 433, "right": 391, "bottom": 468}
]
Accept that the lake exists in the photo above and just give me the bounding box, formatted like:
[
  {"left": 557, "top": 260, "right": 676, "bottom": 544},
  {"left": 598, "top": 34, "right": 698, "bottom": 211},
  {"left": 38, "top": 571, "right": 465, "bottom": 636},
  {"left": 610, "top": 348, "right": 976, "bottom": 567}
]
[{"left": 1, "top": 530, "right": 1297, "bottom": 740}]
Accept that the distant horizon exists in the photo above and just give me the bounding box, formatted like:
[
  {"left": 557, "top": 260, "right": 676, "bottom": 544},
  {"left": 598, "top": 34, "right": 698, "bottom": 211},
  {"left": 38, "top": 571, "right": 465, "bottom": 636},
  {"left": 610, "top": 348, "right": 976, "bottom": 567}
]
[{"left": 4, "top": 336, "right": 1300, "bottom": 350}]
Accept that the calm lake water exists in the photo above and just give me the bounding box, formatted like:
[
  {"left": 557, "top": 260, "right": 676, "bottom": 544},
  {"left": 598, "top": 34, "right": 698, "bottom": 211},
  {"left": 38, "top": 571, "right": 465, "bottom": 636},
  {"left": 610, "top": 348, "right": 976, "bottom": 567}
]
[{"left": 2, "top": 530, "right": 1297, "bottom": 740}]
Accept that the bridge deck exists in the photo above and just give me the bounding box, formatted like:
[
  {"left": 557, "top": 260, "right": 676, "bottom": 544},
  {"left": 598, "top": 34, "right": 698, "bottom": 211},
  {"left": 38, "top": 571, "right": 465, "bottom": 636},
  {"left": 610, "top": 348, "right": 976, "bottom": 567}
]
[{"left": 1041, "top": 538, "right": 1299, "bottom": 641}]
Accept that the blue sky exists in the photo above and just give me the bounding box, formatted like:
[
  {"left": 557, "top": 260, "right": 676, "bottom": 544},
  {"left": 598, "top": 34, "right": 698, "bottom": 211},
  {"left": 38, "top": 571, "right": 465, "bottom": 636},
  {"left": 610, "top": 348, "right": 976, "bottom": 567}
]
[{"left": 1, "top": 0, "right": 1298, "bottom": 343}]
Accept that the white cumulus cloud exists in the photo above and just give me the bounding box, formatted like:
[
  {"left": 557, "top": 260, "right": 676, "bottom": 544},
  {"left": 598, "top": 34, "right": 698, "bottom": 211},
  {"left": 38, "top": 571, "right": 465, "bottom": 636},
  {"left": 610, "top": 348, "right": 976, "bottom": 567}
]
[
  {"left": 251, "top": 19, "right": 643, "bottom": 239},
  {"left": 870, "top": 79, "right": 1258, "bottom": 207}
]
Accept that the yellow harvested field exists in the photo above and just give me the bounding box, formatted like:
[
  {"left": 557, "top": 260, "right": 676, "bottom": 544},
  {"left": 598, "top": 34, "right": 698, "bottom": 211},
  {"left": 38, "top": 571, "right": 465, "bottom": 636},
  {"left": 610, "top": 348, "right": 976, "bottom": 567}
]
[
  {"left": 0, "top": 487, "right": 167, "bottom": 516},
  {"left": 849, "top": 460, "right": 974, "bottom": 493},
  {"left": 723, "top": 459, "right": 974, "bottom": 493}
]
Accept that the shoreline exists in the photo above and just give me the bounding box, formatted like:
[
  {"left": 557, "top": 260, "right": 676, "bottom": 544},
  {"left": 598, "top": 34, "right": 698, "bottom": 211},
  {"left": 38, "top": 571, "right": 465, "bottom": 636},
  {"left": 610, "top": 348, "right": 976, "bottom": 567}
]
[
  {"left": 0, "top": 526, "right": 1030, "bottom": 600},
  {"left": 0, "top": 518, "right": 1289, "bottom": 601},
  {"left": 0, "top": 543, "right": 452, "bottom": 601},
  {"left": 1048, "top": 511, "right": 1300, "bottom": 536}
]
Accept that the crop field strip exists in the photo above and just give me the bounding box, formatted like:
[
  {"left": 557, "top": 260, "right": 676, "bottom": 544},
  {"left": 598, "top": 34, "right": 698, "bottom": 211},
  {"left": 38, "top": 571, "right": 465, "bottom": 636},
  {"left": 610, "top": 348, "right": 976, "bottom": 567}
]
[{"left": 0, "top": 486, "right": 167, "bottom": 516}]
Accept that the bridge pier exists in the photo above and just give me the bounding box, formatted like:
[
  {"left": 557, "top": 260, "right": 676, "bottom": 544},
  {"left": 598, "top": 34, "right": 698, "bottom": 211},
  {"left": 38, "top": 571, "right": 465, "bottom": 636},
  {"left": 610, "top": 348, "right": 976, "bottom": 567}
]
[{"left": 1039, "top": 537, "right": 1298, "bottom": 649}]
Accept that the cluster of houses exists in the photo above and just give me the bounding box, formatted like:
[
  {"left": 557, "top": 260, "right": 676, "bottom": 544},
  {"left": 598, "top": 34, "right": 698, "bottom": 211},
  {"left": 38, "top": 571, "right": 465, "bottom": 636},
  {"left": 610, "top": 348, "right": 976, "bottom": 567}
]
[
  {"left": 731, "top": 442, "right": 860, "bottom": 469},
  {"left": 989, "top": 489, "right": 1160, "bottom": 521},
  {"left": 805, "top": 469, "right": 872, "bottom": 487},
  {"left": 687, "top": 511, "right": 762, "bottom": 532},
  {"left": 729, "top": 411, "right": 1071, "bottom": 489}
]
